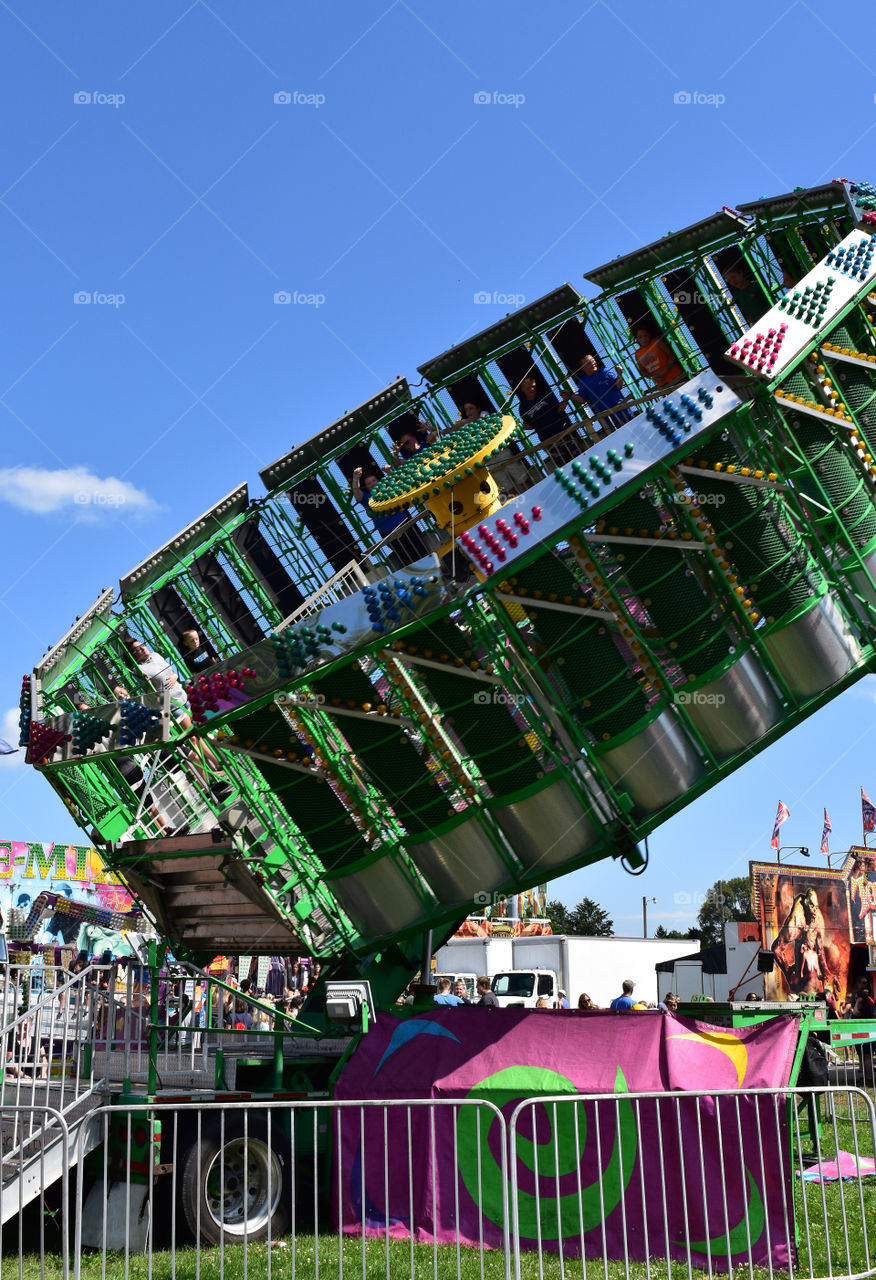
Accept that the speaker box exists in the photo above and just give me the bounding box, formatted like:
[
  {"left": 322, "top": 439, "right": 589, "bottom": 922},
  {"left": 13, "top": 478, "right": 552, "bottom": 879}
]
[{"left": 757, "top": 949, "right": 775, "bottom": 973}]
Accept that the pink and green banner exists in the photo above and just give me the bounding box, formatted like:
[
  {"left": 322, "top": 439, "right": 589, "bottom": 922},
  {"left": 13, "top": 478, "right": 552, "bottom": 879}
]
[{"left": 334, "top": 1009, "right": 799, "bottom": 1269}]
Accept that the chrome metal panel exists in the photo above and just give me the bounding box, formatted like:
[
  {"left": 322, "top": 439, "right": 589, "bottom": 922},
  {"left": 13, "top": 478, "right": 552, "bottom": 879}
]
[
  {"left": 406, "top": 817, "right": 511, "bottom": 905},
  {"left": 846, "top": 547, "right": 876, "bottom": 611},
  {"left": 491, "top": 777, "right": 601, "bottom": 870},
  {"left": 680, "top": 650, "right": 782, "bottom": 757},
  {"left": 597, "top": 708, "right": 704, "bottom": 815},
  {"left": 763, "top": 594, "right": 861, "bottom": 699},
  {"left": 331, "top": 855, "right": 427, "bottom": 937},
  {"left": 456, "top": 371, "right": 742, "bottom": 576}
]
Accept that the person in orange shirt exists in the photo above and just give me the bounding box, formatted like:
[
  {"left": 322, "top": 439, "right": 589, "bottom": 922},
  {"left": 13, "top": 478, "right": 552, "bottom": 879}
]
[{"left": 632, "top": 322, "right": 684, "bottom": 388}]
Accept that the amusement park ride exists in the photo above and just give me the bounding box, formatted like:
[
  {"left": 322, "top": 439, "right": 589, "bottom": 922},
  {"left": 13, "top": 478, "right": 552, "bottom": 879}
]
[{"left": 19, "top": 177, "right": 876, "bottom": 1015}]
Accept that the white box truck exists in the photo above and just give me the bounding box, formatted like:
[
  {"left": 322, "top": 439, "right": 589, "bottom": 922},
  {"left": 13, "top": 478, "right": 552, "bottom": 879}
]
[{"left": 434, "top": 934, "right": 697, "bottom": 1008}]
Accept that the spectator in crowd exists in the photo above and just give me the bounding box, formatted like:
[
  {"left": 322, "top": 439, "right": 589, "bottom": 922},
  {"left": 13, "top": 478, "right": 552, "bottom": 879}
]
[
  {"left": 577, "top": 992, "right": 598, "bottom": 1010},
  {"left": 659, "top": 992, "right": 680, "bottom": 1012},
  {"left": 853, "top": 977, "right": 875, "bottom": 1018},
  {"left": 452, "top": 979, "right": 471, "bottom": 1005},
  {"left": 264, "top": 956, "right": 288, "bottom": 1002},
  {"left": 433, "top": 976, "right": 464, "bottom": 1006},
  {"left": 287, "top": 958, "right": 305, "bottom": 993},
  {"left": 557, "top": 989, "right": 569, "bottom": 1009},
  {"left": 476, "top": 976, "right": 498, "bottom": 1007},
  {"left": 745, "top": 992, "right": 762, "bottom": 1002},
  {"left": 632, "top": 322, "right": 684, "bottom": 388},
  {"left": 560, "top": 352, "right": 630, "bottom": 432},
  {"left": 535, "top": 997, "right": 549, "bottom": 1008},
  {"left": 610, "top": 979, "right": 637, "bottom": 1011},
  {"left": 180, "top": 629, "right": 219, "bottom": 676}
]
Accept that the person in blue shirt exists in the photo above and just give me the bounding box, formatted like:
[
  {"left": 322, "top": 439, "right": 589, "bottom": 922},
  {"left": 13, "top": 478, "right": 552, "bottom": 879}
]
[
  {"left": 433, "top": 977, "right": 464, "bottom": 1006},
  {"left": 609, "top": 979, "right": 637, "bottom": 1011},
  {"left": 561, "top": 353, "right": 630, "bottom": 431},
  {"left": 352, "top": 465, "right": 427, "bottom": 570}
]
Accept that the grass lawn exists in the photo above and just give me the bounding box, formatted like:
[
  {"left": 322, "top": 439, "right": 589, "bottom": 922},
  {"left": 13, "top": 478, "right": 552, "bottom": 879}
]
[{"left": 14, "top": 1112, "right": 876, "bottom": 1280}]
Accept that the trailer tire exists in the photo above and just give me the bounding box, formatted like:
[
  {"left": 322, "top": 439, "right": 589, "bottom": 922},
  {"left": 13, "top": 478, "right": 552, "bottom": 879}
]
[{"left": 179, "top": 1115, "right": 291, "bottom": 1245}]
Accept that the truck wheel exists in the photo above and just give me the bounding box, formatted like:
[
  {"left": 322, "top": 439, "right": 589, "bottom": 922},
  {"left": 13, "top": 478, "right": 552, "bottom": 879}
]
[{"left": 179, "top": 1116, "right": 290, "bottom": 1244}]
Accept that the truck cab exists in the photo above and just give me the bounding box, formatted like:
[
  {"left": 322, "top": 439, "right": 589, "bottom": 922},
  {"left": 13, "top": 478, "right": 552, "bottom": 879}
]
[{"left": 491, "top": 969, "right": 558, "bottom": 1008}]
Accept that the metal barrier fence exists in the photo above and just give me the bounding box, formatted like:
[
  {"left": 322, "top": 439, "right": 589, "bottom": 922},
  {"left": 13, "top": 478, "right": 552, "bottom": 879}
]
[
  {"left": 508, "top": 1086, "right": 876, "bottom": 1280},
  {"left": 72, "top": 1097, "right": 510, "bottom": 1279},
  {"left": 1, "top": 1086, "right": 873, "bottom": 1279},
  {"left": 0, "top": 1104, "right": 70, "bottom": 1253}
]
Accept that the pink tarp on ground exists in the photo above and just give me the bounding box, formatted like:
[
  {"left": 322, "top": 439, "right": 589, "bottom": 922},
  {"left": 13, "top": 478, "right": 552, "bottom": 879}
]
[{"left": 334, "top": 1009, "right": 800, "bottom": 1270}]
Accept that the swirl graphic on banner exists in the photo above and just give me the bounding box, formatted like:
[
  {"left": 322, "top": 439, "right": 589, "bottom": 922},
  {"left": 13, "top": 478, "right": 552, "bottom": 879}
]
[
  {"left": 681, "top": 1166, "right": 765, "bottom": 1258},
  {"left": 456, "top": 1064, "right": 637, "bottom": 1240}
]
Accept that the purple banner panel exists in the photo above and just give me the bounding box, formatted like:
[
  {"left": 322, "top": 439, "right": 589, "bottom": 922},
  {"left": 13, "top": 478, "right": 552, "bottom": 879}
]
[{"left": 333, "top": 1009, "right": 799, "bottom": 1270}]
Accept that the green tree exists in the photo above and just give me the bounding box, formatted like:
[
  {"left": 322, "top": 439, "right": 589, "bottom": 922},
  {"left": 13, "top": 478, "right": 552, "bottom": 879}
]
[
  {"left": 545, "top": 899, "right": 575, "bottom": 934},
  {"left": 695, "top": 877, "right": 752, "bottom": 948},
  {"left": 545, "top": 897, "right": 613, "bottom": 936},
  {"left": 569, "top": 897, "right": 614, "bottom": 936},
  {"left": 654, "top": 925, "right": 691, "bottom": 940}
]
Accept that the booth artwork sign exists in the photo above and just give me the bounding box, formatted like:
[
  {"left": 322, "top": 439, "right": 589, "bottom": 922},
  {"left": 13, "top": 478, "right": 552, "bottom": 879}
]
[{"left": 0, "top": 840, "right": 121, "bottom": 885}]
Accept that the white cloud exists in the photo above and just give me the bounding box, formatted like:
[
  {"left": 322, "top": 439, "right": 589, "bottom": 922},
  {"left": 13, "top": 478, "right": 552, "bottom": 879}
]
[
  {"left": 0, "top": 709, "right": 24, "bottom": 769},
  {"left": 0, "top": 466, "right": 157, "bottom": 516}
]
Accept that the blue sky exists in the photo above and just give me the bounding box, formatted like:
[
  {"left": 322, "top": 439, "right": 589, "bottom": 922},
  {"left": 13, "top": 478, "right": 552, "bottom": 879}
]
[{"left": 2, "top": 0, "right": 876, "bottom": 936}]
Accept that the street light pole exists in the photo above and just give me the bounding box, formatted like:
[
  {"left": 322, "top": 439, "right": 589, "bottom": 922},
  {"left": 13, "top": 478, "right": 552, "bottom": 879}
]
[{"left": 643, "top": 896, "right": 657, "bottom": 938}]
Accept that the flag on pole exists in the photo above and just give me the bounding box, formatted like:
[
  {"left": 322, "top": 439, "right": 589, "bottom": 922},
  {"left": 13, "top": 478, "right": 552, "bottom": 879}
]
[
  {"left": 863, "top": 789, "right": 876, "bottom": 835},
  {"left": 770, "top": 800, "right": 790, "bottom": 849},
  {"left": 821, "top": 808, "right": 832, "bottom": 855}
]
